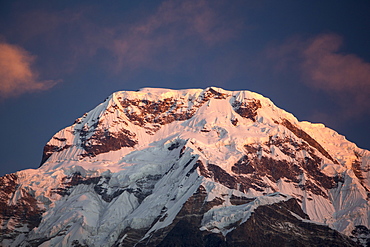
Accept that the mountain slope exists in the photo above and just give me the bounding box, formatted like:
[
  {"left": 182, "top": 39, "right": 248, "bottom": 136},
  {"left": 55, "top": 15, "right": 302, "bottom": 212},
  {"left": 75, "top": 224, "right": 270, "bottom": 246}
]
[{"left": 1, "top": 87, "right": 369, "bottom": 246}]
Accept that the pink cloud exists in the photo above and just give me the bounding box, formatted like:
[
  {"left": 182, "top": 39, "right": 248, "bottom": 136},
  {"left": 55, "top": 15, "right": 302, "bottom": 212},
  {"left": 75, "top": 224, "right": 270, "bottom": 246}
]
[
  {"left": 302, "top": 34, "right": 370, "bottom": 119},
  {"left": 0, "top": 42, "right": 58, "bottom": 98},
  {"left": 302, "top": 34, "right": 370, "bottom": 92},
  {"left": 266, "top": 33, "right": 370, "bottom": 120}
]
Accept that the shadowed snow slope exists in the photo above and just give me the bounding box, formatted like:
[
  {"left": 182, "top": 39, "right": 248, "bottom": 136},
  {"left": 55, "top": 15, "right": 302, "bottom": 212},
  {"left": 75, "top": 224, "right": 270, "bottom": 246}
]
[{"left": 1, "top": 87, "right": 369, "bottom": 246}]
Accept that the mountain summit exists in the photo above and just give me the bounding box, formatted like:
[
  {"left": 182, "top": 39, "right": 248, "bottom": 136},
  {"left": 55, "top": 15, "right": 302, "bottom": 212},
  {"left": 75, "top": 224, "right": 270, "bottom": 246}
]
[{"left": 1, "top": 87, "right": 369, "bottom": 246}]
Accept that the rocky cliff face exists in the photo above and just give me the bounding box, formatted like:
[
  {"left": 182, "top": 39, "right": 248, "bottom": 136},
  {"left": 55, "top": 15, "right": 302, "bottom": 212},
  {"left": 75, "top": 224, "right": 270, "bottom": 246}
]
[{"left": 1, "top": 87, "right": 369, "bottom": 246}]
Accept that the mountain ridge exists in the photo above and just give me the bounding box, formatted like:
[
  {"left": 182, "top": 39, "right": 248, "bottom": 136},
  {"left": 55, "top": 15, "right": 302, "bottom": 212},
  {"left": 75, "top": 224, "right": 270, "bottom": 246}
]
[{"left": 1, "top": 87, "right": 369, "bottom": 246}]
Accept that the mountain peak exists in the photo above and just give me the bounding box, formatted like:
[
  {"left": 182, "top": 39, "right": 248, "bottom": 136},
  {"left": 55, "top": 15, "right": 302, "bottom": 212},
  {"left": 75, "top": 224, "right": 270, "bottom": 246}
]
[{"left": 1, "top": 87, "right": 369, "bottom": 246}]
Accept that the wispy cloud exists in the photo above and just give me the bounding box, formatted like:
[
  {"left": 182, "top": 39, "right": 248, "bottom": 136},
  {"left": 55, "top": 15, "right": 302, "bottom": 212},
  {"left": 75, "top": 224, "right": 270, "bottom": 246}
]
[
  {"left": 108, "top": 0, "right": 244, "bottom": 71},
  {"left": 0, "top": 41, "right": 58, "bottom": 98},
  {"left": 302, "top": 34, "right": 370, "bottom": 119},
  {"left": 12, "top": 0, "right": 244, "bottom": 74},
  {"left": 265, "top": 33, "right": 370, "bottom": 121},
  {"left": 302, "top": 34, "right": 370, "bottom": 92}
]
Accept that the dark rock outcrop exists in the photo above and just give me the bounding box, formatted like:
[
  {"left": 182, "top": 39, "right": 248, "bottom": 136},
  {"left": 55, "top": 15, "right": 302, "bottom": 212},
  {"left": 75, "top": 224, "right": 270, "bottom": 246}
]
[
  {"left": 281, "top": 119, "right": 338, "bottom": 164},
  {"left": 224, "top": 199, "right": 358, "bottom": 247},
  {"left": 0, "top": 174, "right": 44, "bottom": 242},
  {"left": 232, "top": 98, "right": 261, "bottom": 121},
  {"left": 126, "top": 186, "right": 357, "bottom": 247}
]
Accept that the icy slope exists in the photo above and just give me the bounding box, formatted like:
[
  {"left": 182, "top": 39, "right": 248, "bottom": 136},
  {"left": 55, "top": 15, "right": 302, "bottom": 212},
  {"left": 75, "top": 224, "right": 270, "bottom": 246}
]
[{"left": 1, "top": 87, "right": 369, "bottom": 246}]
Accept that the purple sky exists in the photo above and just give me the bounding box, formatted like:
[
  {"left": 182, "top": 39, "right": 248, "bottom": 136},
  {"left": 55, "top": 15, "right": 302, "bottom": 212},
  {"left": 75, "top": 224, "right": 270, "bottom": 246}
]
[{"left": 1, "top": 0, "right": 370, "bottom": 176}]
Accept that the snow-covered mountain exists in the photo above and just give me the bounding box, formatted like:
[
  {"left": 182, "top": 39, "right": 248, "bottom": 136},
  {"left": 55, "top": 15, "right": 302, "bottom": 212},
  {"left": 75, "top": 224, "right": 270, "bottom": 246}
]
[{"left": 1, "top": 87, "right": 369, "bottom": 246}]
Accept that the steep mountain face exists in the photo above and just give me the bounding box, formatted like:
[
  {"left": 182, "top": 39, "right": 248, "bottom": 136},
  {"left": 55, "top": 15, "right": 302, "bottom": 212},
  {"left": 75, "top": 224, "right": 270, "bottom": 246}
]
[{"left": 1, "top": 87, "right": 369, "bottom": 246}]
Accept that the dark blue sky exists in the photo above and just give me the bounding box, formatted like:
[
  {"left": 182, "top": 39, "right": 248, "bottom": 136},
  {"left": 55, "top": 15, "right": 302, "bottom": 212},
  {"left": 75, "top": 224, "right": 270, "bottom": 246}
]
[{"left": 1, "top": 0, "right": 369, "bottom": 176}]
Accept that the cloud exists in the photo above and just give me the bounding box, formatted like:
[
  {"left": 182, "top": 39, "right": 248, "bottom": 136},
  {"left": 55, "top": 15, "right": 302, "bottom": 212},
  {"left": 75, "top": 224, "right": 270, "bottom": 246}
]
[
  {"left": 0, "top": 42, "right": 58, "bottom": 97},
  {"left": 107, "top": 0, "right": 244, "bottom": 71},
  {"left": 7, "top": 0, "right": 245, "bottom": 76},
  {"left": 302, "top": 34, "right": 370, "bottom": 93},
  {"left": 266, "top": 33, "right": 370, "bottom": 120},
  {"left": 302, "top": 34, "right": 370, "bottom": 119},
  {"left": 154, "top": 0, "right": 241, "bottom": 44}
]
